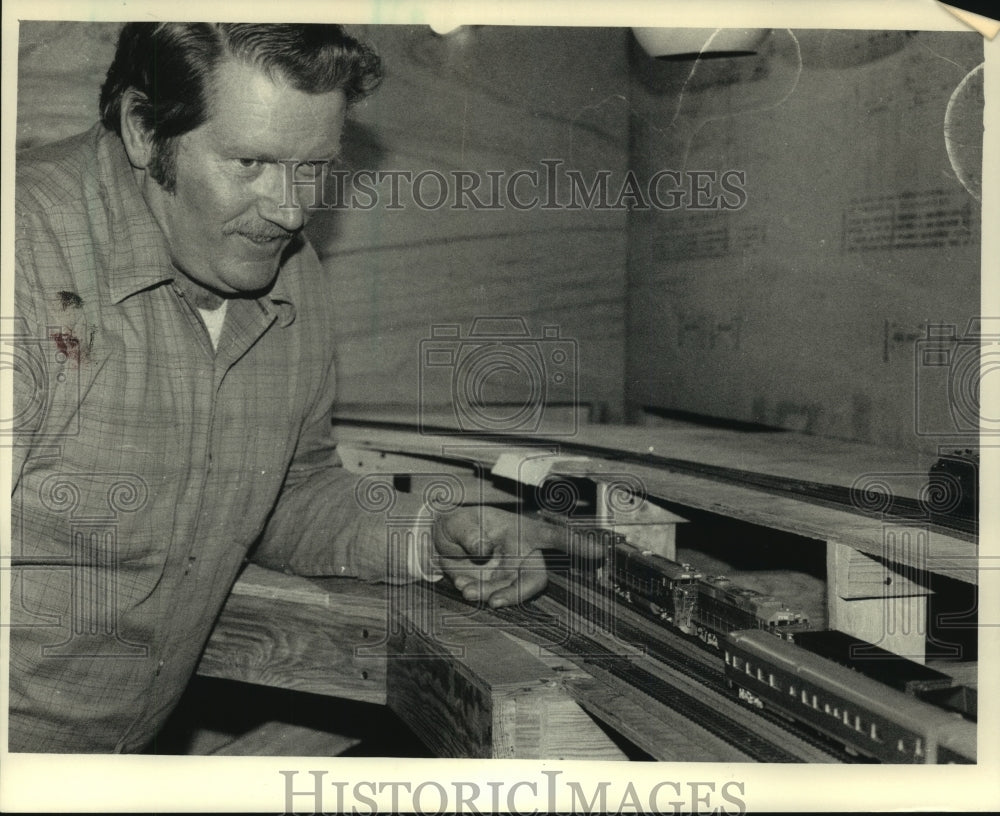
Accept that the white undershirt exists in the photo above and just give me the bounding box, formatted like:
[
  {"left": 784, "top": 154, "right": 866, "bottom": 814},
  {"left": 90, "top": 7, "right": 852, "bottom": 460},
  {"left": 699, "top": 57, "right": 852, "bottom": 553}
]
[{"left": 197, "top": 300, "right": 229, "bottom": 350}]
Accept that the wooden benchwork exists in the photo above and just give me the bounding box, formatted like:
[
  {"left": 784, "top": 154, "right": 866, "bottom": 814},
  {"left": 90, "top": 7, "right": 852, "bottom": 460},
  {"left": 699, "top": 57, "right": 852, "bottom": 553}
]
[
  {"left": 198, "top": 565, "right": 629, "bottom": 758},
  {"left": 199, "top": 566, "right": 841, "bottom": 761},
  {"left": 331, "top": 420, "right": 978, "bottom": 663},
  {"left": 197, "top": 565, "right": 390, "bottom": 704},
  {"left": 385, "top": 582, "right": 628, "bottom": 760},
  {"left": 331, "top": 423, "right": 976, "bottom": 583}
]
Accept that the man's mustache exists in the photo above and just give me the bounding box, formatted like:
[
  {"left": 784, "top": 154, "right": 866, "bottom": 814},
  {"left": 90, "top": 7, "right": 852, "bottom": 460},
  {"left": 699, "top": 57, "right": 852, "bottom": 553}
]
[{"left": 225, "top": 224, "right": 298, "bottom": 242}]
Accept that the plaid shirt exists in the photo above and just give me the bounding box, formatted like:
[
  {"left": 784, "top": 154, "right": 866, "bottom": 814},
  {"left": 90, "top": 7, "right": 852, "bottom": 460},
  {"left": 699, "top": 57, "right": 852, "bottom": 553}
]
[{"left": 10, "top": 125, "right": 418, "bottom": 753}]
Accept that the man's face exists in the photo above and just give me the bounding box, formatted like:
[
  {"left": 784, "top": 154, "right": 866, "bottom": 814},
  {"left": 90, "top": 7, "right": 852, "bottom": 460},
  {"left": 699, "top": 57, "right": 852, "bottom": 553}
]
[{"left": 142, "top": 59, "right": 347, "bottom": 296}]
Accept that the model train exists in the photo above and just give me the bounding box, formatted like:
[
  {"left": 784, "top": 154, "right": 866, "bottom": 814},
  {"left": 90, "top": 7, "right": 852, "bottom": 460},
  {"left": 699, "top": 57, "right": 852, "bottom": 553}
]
[
  {"left": 562, "top": 525, "right": 975, "bottom": 764},
  {"left": 723, "top": 629, "right": 976, "bottom": 763},
  {"left": 601, "top": 537, "right": 810, "bottom": 647}
]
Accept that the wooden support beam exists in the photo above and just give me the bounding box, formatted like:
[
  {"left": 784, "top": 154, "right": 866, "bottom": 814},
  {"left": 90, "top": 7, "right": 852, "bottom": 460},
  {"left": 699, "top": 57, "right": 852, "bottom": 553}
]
[
  {"left": 493, "top": 448, "right": 688, "bottom": 558},
  {"left": 386, "top": 583, "right": 629, "bottom": 760},
  {"left": 595, "top": 479, "right": 686, "bottom": 560},
  {"left": 831, "top": 538, "right": 932, "bottom": 600},
  {"left": 826, "top": 541, "right": 932, "bottom": 663},
  {"left": 198, "top": 565, "right": 389, "bottom": 703}
]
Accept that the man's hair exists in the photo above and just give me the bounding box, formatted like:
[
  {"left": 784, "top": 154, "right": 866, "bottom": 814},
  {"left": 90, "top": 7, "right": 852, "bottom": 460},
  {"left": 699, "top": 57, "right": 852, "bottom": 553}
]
[{"left": 99, "top": 23, "right": 382, "bottom": 189}]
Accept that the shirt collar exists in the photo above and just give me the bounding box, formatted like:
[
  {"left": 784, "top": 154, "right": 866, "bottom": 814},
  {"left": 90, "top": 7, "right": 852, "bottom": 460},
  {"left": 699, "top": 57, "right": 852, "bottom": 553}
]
[
  {"left": 96, "top": 126, "right": 298, "bottom": 325},
  {"left": 98, "top": 127, "right": 176, "bottom": 304}
]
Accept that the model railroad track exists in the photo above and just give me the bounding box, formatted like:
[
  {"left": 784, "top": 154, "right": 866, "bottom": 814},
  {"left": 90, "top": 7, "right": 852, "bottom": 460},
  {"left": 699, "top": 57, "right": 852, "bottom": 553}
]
[
  {"left": 435, "top": 581, "right": 851, "bottom": 763},
  {"left": 335, "top": 418, "right": 976, "bottom": 540}
]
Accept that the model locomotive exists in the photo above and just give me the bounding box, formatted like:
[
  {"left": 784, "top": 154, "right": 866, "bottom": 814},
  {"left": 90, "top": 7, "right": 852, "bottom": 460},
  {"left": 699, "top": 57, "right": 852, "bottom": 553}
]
[
  {"left": 601, "top": 537, "right": 810, "bottom": 647},
  {"left": 603, "top": 538, "right": 703, "bottom": 634}
]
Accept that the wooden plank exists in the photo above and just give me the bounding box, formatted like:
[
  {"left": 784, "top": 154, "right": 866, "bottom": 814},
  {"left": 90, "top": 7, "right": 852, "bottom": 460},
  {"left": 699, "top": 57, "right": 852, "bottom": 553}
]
[
  {"left": 334, "top": 409, "right": 943, "bottom": 493},
  {"left": 487, "top": 627, "right": 720, "bottom": 761},
  {"left": 338, "top": 445, "right": 473, "bottom": 476},
  {"left": 927, "top": 660, "right": 978, "bottom": 688},
  {"left": 331, "top": 424, "right": 977, "bottom": 583},
  {"left": 209, "top": 722, "right": 361, "bottom": 757},
  {"left": 337, "top": 445, "right": 524, "bottom": 506},
  {"left": 386, "top": 583, "right": 628, "bottom": 760},
  {"left": 198, "top": 565, "right": 389, "bottom": 704},
  {"left": 179, "top": 726, "right": 241, "bottom": 757},
  {"left": 561, "top": 675, "right": 744, "bottom": 762}
]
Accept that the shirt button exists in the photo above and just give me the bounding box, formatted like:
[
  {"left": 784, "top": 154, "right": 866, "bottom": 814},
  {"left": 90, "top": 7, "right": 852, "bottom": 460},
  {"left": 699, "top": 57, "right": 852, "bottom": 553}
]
[{"left": 156, "top": 660, "right": 164, "bottom": 675}]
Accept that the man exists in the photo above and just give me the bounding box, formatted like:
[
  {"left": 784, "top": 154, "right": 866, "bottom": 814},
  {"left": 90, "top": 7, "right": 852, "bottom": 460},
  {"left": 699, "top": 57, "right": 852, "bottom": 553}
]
[{"left": 11, "top": 22, "right": 554, "bottom": 753}]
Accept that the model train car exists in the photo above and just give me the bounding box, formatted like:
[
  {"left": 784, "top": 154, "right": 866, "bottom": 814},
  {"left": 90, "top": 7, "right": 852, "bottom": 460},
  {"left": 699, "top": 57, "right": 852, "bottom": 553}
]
[
  {"left": 790, "top": 629, "right": 954, "bottom": 695},
  {"left": 723, "top": 629, "right": 976, "bottom": 764}
]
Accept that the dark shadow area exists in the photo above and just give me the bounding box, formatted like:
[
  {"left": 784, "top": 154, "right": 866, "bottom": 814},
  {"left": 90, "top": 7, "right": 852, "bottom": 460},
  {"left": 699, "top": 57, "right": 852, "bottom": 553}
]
[
  {"left": 926, "top": 571, "right": 979, "bottom": 663},
  {"left": 147, "top": 675, "right": 432, "bottom": 757},
  {"left": 670, "top": 502, "right": 827, "bottom": 579},
  {"left": 642, "top": 405, "right": 788, "bottom": 433}
]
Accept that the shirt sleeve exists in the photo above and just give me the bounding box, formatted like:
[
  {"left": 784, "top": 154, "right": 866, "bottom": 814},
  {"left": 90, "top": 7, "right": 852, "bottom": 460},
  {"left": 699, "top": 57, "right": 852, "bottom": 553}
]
[
  {"left": 248, "top": 265, "right": 435, "bottom": 583},
  {"left": 11, "top": 205, "right": 49, "bottom": 490},
  {"left": 249, "top": 411, "right": 433, "bottom": 584}
]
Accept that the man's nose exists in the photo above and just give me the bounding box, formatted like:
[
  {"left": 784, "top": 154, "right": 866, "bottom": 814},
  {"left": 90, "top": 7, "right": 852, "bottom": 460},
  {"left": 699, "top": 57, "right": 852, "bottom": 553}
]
[{"left": 257, "top": 165, "right": 307, "bottom": 232}]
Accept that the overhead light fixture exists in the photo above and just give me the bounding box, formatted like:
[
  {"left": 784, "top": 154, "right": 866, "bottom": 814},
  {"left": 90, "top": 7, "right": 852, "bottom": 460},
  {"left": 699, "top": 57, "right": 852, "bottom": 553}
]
[
  {"left": 632, "top": 27, "right": 770, "bottom": 59},
  {"left": 428, "top": 15, "right": 464, "bottom": 36}
]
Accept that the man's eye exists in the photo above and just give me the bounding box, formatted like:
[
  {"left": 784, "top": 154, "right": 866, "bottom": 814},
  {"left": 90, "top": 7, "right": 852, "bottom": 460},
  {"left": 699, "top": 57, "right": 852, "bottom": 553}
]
[{"left": 236, "top": 158, "right": 263, "bottom": 169}]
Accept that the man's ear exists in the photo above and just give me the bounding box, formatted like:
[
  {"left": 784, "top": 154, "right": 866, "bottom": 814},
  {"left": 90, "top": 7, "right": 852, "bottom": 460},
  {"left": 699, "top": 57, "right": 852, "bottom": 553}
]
[{"left": 119, "top": 89, "right": 154, "bottom": 170}]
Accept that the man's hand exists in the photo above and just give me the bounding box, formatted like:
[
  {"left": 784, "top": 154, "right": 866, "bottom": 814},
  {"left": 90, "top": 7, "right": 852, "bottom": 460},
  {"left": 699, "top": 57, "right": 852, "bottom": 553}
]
[{"left": 431, "top": 506, "right": 562, "bottom": 608}]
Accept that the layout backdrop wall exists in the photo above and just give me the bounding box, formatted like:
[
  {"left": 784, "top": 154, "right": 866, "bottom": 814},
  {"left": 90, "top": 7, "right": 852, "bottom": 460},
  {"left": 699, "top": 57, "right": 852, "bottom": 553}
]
[
  {"left": 626, "top": 30, "right": 983, "bottom": 456},
  {"left": 315, "top": 25, "right": 630, "bottom": 421}
]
